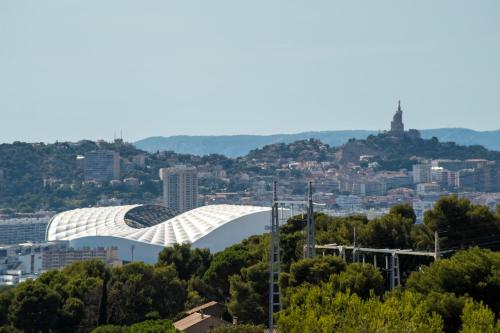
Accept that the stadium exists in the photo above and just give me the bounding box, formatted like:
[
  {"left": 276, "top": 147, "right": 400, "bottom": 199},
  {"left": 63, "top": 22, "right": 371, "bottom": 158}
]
[{"left": 46, "top": 204, "right": 274, "bottom": 263}]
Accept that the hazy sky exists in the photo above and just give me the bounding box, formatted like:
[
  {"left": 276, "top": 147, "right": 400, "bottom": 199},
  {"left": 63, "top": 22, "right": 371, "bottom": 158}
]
[{"left": 1, "top": 1, "right": 499, "bottom": 143}]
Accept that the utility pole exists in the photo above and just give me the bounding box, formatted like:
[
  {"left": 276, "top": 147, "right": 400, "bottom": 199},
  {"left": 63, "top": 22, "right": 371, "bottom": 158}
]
[
  {"left": 269, "top": 181, "right": 281, "bottom": 331},
  {"left": 353, "top": 226, "right": 357, "bottom": 262},
  {"left": 434, "top": 231, "right": 440, "bottom": 261},
  {"left": 306, "top": 182, "right": 315, "bottom": 258}
]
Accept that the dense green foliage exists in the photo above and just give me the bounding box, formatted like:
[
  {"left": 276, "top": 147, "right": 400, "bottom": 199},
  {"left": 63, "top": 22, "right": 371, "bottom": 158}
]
[
  {"left": 424, "top": 196, "right": 500, "bottom": 250},
  {"left": 91, "top": 320, "right": 178, "bottom": 333},
  {"left": 340, "top": 133, "right": 500, "bottom": 168},
  {"left": 209, "top": 324, "right": 265, "bottom": 333},
  {"left": 407, "top": 247, "right": 500, "bottom": 313},
  {"left": 0, "top": 260, "right": 186, "bottom": 333},
  {"left": 0, "top": 141, "right": 159, "bottom": 212},
  {"left": 279, "top": 286, "right": 444, "bottom": 332},
  {"left": 2, "top": 198, "right": 500, "bottom": 332},
  {"left": 157, "top": 244, "right": 212, "bottom": 281}
]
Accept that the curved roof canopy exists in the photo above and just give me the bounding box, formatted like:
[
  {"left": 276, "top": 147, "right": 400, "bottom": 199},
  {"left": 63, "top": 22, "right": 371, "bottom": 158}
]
[{"left": 46, "top": 204, "right": 270, "bottom": 247}]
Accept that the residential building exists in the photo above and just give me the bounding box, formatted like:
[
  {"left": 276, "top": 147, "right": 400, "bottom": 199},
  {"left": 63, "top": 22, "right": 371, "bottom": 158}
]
[
  {"left": 42, "top": 246, "right": 119, "bottom": 270},
  {"left": 457, "top": 169, "right": 476, "bottom": 191},
  {"left": 0, "top": 217, "right": 51, "bottom": 244},
  {"left": 475, "top": 163, "right": 499, "bottom": 192},
  {"left": 159, "top": 166, "right": 198, "bottom": 212},
  {"left": 336, "top": 195, "right": 362, "bottom": 211},
  {"left": 430, "top": 167, "right": 448, "bottom": 186},
  {"left": 174, "top": 312, "right": 229, "bottom": 333},
  {"left": 174, "top": 301, "right": 230, "bottom": 333},
  {"left": 83, "top": 150, "right": 120, "bottom": 182},
  {"left": 416, "top": 183, "right": 441, "bottom": 196},
  {"left": 0, "top": 241, "right": 120, "bottom": 285},
  {"left": 412, "top": 164, "right": 431, "bottom": 184}
]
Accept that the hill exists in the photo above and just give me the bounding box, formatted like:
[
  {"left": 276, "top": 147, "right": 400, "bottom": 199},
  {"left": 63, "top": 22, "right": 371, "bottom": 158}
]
[
  {"left": 134, "top": 131, "right": 376, "bottom": 157},
  {"left": 336, "top": 132, "right": 500, "bottom": 170},
  {"left": 134, "top": 128, "right": 500, "bottom": 157}
]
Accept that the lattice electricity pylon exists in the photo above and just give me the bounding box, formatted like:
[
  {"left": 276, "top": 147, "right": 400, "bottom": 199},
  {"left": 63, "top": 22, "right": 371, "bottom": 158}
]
[
  {"left": 305, "top": 182, "right": 315, "bottom": 258},
  {"left": 268, "top": 181, "right": 282, "bottom": 331},
  {"left": 390, "top": 252, "right": 401, "bottom": 289}
]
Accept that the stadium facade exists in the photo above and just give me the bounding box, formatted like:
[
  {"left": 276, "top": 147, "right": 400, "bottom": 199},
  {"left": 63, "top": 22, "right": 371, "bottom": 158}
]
[{"left": 46, "top": 204, "right": 275, "bottom": 263}]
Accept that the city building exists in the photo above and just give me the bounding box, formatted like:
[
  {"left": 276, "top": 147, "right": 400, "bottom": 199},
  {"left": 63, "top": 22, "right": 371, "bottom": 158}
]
[
  {"left": 159, "top": 166, "right": 198, "bottom": 212},
  {"left": 0, "top": 241, "right": 119, "bottom": 286},
  {"left": 46, "top": 204, "right": 279, "bottom": 263},
  {"left": 83, "top": 150, "right": 120, "bottom": 182},
  {"left": 336, "top": 195, "right": 363, "bottom": 211},
  {"left": 457, "top": 169, "right": 476, "bottom": 191},
  {"left": 413, "top": 198, "right": 437, "bottom": 224},
  {"left": 0, "top": 216, "right": 51, "bottom": 244},
  {"left": 412, "top": 164, "right": 431, "bottom": 184},
  {"left": 430, "top": 167, "right": 448, "bottom": 186},
  {"left": 42, "top": 246, "right": 119, "bottom": 271},
  {"left": 416, "top": 183, "right": 441, "bottom": 195}
]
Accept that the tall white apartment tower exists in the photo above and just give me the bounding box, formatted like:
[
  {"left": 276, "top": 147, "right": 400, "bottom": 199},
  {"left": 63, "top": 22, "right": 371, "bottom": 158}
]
[{"left": 159, "top": 166, "right": 198, "bottom": 213}]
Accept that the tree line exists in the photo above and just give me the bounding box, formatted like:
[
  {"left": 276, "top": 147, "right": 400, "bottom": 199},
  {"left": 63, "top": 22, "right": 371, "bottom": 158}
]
[{"left": 1, "top": 196, "right": 500, "bottom": 332}]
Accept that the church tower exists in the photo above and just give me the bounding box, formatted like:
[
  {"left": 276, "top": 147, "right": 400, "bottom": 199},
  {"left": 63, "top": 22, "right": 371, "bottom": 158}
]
[{"left": 390, "top": 100, "right": 405, "bottom": 135}]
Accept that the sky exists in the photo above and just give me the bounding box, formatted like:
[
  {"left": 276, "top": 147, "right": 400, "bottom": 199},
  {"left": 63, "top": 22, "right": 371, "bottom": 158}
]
[{"left": 1, "top": 1, "right": 500, "bottom": 143}]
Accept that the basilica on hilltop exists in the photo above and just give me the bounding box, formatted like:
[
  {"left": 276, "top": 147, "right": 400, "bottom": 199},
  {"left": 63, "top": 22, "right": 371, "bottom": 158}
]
[{"left": 388, "top": 100, "right": 421, "bottom": 140}]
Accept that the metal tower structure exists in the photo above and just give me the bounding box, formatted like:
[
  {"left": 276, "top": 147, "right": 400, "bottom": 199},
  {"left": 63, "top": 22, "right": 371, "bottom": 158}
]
[
  {"left": 389, "top": 252, "right": 401, "bottom": 289},
  {"left": 305, "top": 182, "right": 315, "bottom": 258},
  {"left": 315, "top": 234, "right": 444, "bottom": 290},
  {"left": 268, "top": 181, "right": 281, "bottom": 331}
]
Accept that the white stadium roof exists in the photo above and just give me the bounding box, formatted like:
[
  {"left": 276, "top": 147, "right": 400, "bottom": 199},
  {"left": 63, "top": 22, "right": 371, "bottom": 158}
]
[{"left": 46, "top": 204, "right": 273, "bottom": 263}]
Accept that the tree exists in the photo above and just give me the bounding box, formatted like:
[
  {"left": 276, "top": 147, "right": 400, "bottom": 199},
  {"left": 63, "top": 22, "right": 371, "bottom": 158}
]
[
  {"left": 277, "top": 285, "right": 443, "bottom": 333},
  {"left": 129, "top": 320, "right": 178, "bottom": 333},
  {"left": 58, "top": 297, "right": 85, "bottom": 333},
  {"left": 202, "top": 245, "right": 259, "bottom": 300},
  {"left": 0, "top": 325, "right": 22, "bottom": 333},
  {"left": 390, "top": 203, "right": 417, "bottom": 224},
  {"left": 8, "top": 280, "right": 61, "bottom": 333},
  {"left": 360, "top": 213, "right": 413, "bottom": 249},
  {"left": 424, "top": 196, "right": 500, "bottom": 250},
  {"left": 279, "top": 231, "right": 305, "bottom": 268},
  {"left": 157, "top": 244, "right": 212, "bottom": 280},
  {"left": 91, "top": 325, "right": 129, "bottom": 333},
  {"left": 107, "top": 263, "right": 186, "bottom": 325},
  {"left": 228, "top": 262, "right": 268, "bottom": 324},
  {"left": 209, "top": 324, "right": 265, "bottom": 333},
  {"left": 0, "top": 288, "right": 13, "bottom": 326},
  {"left": 406, "top": 247, "right": 500, "bottom": 313},
  {"left": 330, "top": 263, "right": 384, "bottom": 298},
  {"left": 287, "top": 256, "right": 346, "bottom": 287},
  {"left": 423, "top": 291, "right": 468, "bottom": 333},
  {"left": 411, "top": 223, "right": 435, "bottom": 251},
  {"left": 460, "top": 300, "right": 500, "bottom": 333},
  {"left": 151, "top": 266, "right": 187, "bottom": 318}
]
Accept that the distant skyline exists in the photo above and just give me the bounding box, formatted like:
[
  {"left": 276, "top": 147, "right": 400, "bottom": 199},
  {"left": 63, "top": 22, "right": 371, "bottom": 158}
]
[{"left": 1, "top": 1, "right": 500, "bottom": 143}]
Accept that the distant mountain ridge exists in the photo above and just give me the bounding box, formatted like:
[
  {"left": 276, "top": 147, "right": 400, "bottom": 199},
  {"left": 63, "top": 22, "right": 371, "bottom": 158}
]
[{"left": 134, "top": 128, "right": 500, "bottom": 157}]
